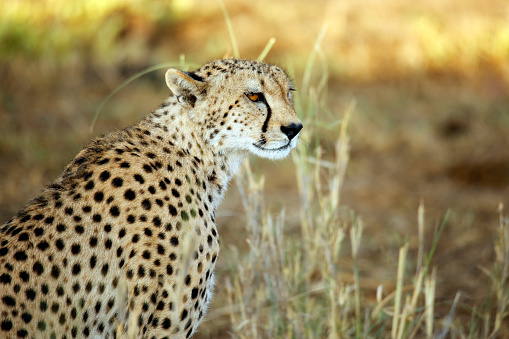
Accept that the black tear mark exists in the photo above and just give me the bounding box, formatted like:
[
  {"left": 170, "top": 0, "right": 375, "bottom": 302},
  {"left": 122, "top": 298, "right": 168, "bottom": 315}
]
[{"left": 261, "top": 97, "right": 272, "bottom": 133}]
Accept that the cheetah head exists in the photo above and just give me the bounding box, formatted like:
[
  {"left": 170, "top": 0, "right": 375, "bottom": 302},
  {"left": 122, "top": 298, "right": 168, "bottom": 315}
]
[{"left": 165, "top": 59, "right": 303, "bottom": 160}]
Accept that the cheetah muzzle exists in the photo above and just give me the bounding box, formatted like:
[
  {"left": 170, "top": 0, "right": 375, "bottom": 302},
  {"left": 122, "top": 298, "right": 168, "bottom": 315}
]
[{"left": 0, "top": 59, "right": 302, "bottom": 338}]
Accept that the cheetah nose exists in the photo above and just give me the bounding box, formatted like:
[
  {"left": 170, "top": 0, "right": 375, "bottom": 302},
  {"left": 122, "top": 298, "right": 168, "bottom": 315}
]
[{"left": 280, "top": 123, "right": 303, "bottom": 141}]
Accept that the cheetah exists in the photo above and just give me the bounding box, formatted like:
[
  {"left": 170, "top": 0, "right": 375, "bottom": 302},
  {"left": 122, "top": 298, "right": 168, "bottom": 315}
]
[{"left": 0, "top": 59, "right": 302, "bottom": 338}]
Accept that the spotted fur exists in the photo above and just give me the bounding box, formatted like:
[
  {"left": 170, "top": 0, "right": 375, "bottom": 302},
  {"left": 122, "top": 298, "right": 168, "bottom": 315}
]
[{"left": 0, "top": 59, "right": 302, "bottom": 338}]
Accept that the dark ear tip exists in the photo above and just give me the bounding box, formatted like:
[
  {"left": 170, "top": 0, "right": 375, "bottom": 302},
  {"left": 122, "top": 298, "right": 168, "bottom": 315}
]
[{"left": 184, "top": 71, "right": 204, "bottom": 82}]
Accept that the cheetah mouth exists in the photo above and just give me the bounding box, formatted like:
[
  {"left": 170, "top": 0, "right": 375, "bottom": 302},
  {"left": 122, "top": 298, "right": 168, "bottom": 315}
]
[{"left": 253, "top": 143, "right": 291, "bottom": 152}]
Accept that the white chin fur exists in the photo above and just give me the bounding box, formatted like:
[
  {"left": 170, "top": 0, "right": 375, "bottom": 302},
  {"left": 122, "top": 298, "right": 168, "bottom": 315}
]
[
  {"left": 248, "top": 133, "right": 300, "bottom": 160},
  {"left": 250, "top": 144, "right": 292, "bottom": 160}
]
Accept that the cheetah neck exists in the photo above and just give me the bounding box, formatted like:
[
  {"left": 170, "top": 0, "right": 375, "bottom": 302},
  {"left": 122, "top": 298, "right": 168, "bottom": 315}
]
[{"left": 140, "top": 98, "right": 248, "bottom": 212}]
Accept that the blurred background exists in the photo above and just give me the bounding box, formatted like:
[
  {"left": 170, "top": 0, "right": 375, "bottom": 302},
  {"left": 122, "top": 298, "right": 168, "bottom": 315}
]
[{"left": 1, "top": 0, "right": 508, "bottom": 337}]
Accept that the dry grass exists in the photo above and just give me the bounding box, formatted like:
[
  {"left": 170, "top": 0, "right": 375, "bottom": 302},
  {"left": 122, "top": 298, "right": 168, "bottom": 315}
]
[
  {"left": 1, "top": 0, "right": 509, "bottom": 338},
  {"left": 201, "top": 51, "right": 509, "bottom": 337}
]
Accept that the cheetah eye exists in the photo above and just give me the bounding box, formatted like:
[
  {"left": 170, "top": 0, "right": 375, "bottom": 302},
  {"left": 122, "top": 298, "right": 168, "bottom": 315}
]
[{"left": 246, "top": 93, "right": 261, "bottom": 102}]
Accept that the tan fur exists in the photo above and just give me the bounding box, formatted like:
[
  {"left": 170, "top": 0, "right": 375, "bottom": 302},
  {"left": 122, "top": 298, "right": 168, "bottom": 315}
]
[{"left": 0, "top": 59, "right": 302, "bottom": 338}]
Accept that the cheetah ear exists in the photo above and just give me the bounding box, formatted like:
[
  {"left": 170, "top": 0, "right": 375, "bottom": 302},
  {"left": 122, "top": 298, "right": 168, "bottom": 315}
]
[{"left": 165, "top": 69, "right": 206, "bottom": 108}]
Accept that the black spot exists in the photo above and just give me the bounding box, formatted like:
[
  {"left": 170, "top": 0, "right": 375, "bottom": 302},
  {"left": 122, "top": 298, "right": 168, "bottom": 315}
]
[
  {"left": 110, "top": 206, "right": 120, "bottom": 217},
  {"left": 138, "top": 265, "right": 146, "bottom": 277},
  {"left": 142, "top": 250, "right": 151, "bottom": 260},
  {"left": 20, "top": 214, "right": 31, "bottom": 223},
  {"left": 112, "top": 177, "right": 123, "bottom": 187},
  {"left": 181, "top": 309, "right": 188, "bottom": 320},
  {"left": 0, "top": 247, "right": 8, "bottom": 257},
  {"left": 143, "top": 164, "right": 153, "bottom": 173},
  {"left": 93, "top": 214, "right": 102, "bottom": 222},
  {"left": 55, "top": 239, "right": 65, "bottom": 251},
  {"left": 153, "top": 216, "right": 161, "bottom": 227},
  {"left": 157, "top": 244, "right": 165, "bottom": 255},
  {"left": 134, "top": 174, "right": 145, "bottom": 184},
  {"left": 2, "top": 295, "right": 16, "bottom": 307},
  {"left": 191, "top": 288, "right": 199, "bottom": 299},
  {"left": 171, "top": 189, "right": 180, "bottom": 198},
  {"left": 161, "top": 317, "right": 171, "bottom": 329},
  {"left": 51, "top": 303, "right": 59, "bottom": 313},
  {"left": 159, "top": 181, "right": 167, "bottom": 190},
  {"left": 21, "top": 312, "right": 32, "bottom": 324},
  {"left": 25, "top": 288, "right": 36, "bottom": 300},
  {"left": 90, "top": 237, "right": 98, "bottom": 247},
  {"left": 101, "top": 264, "right": 109, "bottom": 276},
  {"left": 51, "top": 265, "right": 60, "bottom": 279},
  {"left": 94, "top": 191, "right": 104, "bottom": 202},
  {"left": 71, "top": 244, "right": 81, "bottom": 255},
  {"left": 181, "top": 211, "right": 189, "bottom": 221},
  {"left": 41, "top": 284, "right": 49, "bottom": 294},
  {"left": 84, "top": 180, "right": 95, "bottom": 190},
  {"left": 119, "top": 228, "right": 126, "bottom": 238},
  {"left": 90, "top": 256, "right": 97, "bottom": 269},
  {"left": 14, "top": 250, "right": 28, "bottom": 261},
  {"left": 34, "top": 227, "right": 44, "bottom": 236},
  {"left": 19, "top": 271, "right": 29, "bottom": 282},
  {"left": 75, "top": 225, "right": 85, "bottom": 234},
  {"left": 124, "top": 189, "right": 136, "bottom": 201},
  {"left": 170, "top": 236, "right": 179, "bottom": 246},
  {"left": 169, "top": 205, "right": 177, "bottom": 216},
  {"left": 33, "top": 262, "right": 44, "bottom": 275},
  {"left": 127, "top": 215, "right": 136, "bottom": 223},
  {"left": 99, "top": 170, "right": 111, "bottom": 181},
  {"left": 104, "top": 239, "right": 112, "bottom": 249},
  {"left": 33, "top": 214, "right": 44, "bottom": 220},
  {"left": 72, "top": 264, "right": 81, "bottom": 275},
  {"left": 0, "top": 273, "right": 11, "bottom": 284},
  {"left": 148, "top": 186, "right": 156, "bottom": 194},
  {"left": 1, "top": 320, "right": 12, "bottom": 331},
  {"left": 40, "top": 301, "right": 48, "bottom": 312},
  {"left": 120, "top": 161, "right": 130, "bottom": 168},
  {"left": 97, "top": 158, "right": 110, "bottom": 165},
  {"left": 18, "top": 233, "right": 30, "bottom": 242}
]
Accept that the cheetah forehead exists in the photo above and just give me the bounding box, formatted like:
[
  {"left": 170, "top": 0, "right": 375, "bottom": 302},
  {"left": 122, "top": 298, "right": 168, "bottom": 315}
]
[{"left": 195, "top": 59, "right": 293, "bottom": 88}]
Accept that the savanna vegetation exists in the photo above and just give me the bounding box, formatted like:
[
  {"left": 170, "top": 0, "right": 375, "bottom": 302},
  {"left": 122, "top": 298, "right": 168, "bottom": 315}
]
[{"left": 1, "top": 0, "right": 508, "bottom": 337}]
